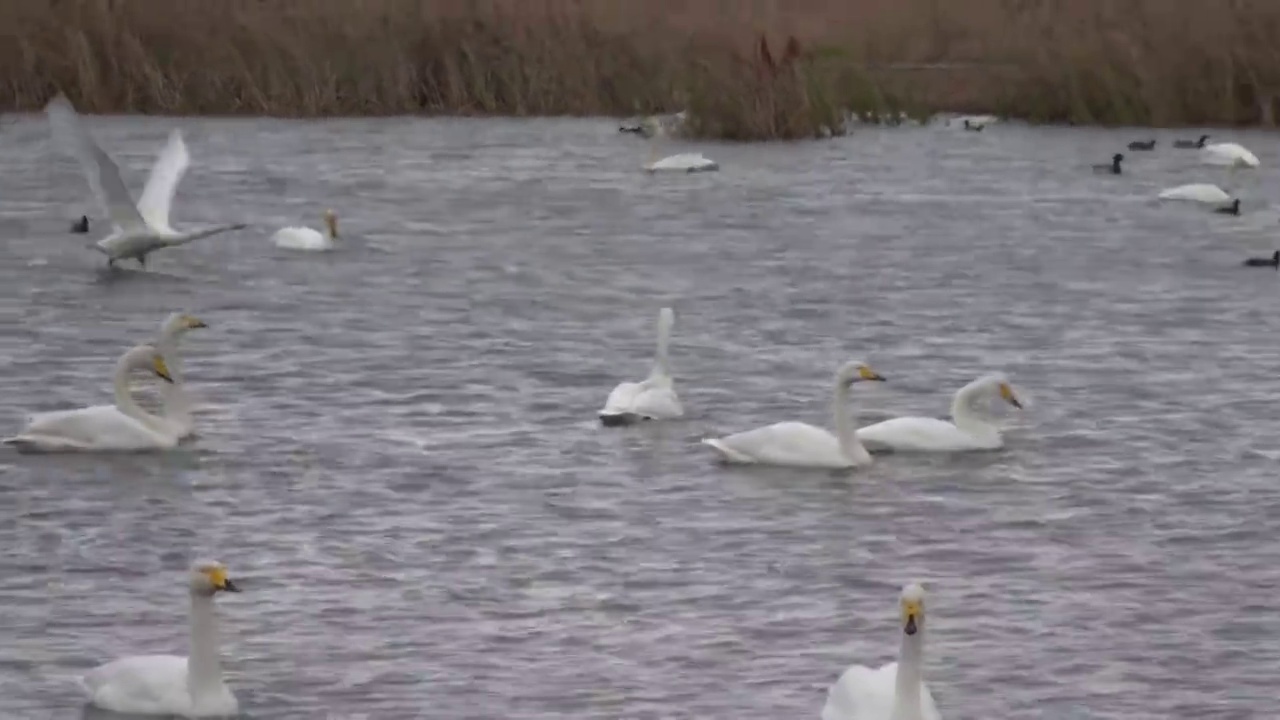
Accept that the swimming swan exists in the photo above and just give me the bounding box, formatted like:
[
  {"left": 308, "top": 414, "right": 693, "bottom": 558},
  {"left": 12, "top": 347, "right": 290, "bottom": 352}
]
[
  {"left": 1157, "top": 183, "right": 1232, "bottom": 204},
  {"left": 272, "top": 209, "right": 339, "bottom": 251},
  {"left": 855, "top": 373, "right": 1022, "bottom": 453},
  {"left": 1201, "top": 142, "right": 1260, "bottom": 168},
  {"left": 154, "top": 312, "right": 208, "bottom": 439},
  {"left": 644, "top": 140, "right": 718, "bottom": 173},
  {"left": 701, "top": 360, "right": 885, "bottom": 469},
  {"left": 599, "top": 307, "right": 683, "bottom": 426},
  {"left": 79, "top": 560, "right": 241, "bottom": 717},
  {"left": 44, "top": 94, "right": 246, "bottom": 268},
  {"left": 822, "top": 583, "right": 941, "bottom": 720},
  {"left": 3, "top": 344, "right": 179, "bottom": 453}
]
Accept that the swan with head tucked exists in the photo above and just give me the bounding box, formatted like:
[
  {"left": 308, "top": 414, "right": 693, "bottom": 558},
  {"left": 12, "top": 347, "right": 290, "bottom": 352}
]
[
  {"left": 644, "top": 138, "right": 718, "bottom": 173},
  {"left": 701, "top": 360, "right": 885, "bottom": 469},
  {"left": 44, "top": 94, "right": 247, "bottom": 268},
  {"left": 3, "top": 344, "right": 179, "bottom": 453},
  {"left": 856, "top": 373, "right": 1022, "bottom": 453},
  {"left": 152, "top": 312, "right": 209, "bottom": 439},
  {"left": 599, "top": 307, "right": 683, "bottom": 426},
  {"left": 1201, "top": 142, "right": 1260, "bottom": 168},
  {"left": 272, "top": 209, "right": 339, "bottom": 251},
  {"left": 822, "top": 583, "right": 941, "bottom": 720},
  {"left": 79, "top": 560, "right": 241, "bottom": 717}
]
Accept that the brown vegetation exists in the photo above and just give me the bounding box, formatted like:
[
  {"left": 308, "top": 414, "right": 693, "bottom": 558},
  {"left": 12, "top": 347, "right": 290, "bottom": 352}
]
[{"left": 2, "top": 0, "right": 1280, "bottom": 140}]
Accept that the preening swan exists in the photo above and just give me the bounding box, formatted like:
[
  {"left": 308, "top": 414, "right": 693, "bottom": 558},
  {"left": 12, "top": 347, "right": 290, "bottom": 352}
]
[
  {"left": 272, "top": 209, "right": 339, "bottom": 251},
  {"left": 3, "top": 344, "right": 179, "bottom": 453},
  {"left": 44, "top": 94, "right": 246, "bottom": 268},
  {"left": 822, "top": 583, "right": 942, "bottom": 720},
  {"left": 79, "top": 561, "right": 241, "bottom": 718},
  {"left": 599, "top": 307, "right": 684, "bottom": 426},
  {"left": 701, "top": 360, "right": 884, "bottom": 469},
  {"left": 153, "top": 312, "right": 208, "bottom": 439},
  {"left": 1157, "top": 183, "right": 1232, "bottom": 204},
  {"left": 1200, "top": 142, "right": 1259, "bottom": 168},
  {"left": 855, "top": 373, "right": 1022, "bottom": 453}
]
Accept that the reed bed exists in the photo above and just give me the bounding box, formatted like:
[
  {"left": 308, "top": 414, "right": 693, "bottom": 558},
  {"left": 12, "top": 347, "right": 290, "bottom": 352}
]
[{"left": 2, "top": 0, "right": 1279, "bottom": 140}]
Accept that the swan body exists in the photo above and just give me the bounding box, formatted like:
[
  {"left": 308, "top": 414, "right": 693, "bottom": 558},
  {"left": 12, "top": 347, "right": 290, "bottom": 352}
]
[
  {"left": 272, "top": 209, "right": 339, "bottom": 251},
  {"left": 822, "top": 583, "right": 941, "bottom": 720},
  {"left": 1201, "top": 142, "right": 1259, "bottom": 168},
  {"left": 3, "top": 344, "right": 178, "bottom": 453},
  {"left": 80, "top": 561, "right": 241, "bottom": 718},
  {"left": 599, "top": 307, "right": 683, "bottom": 426},
  {"left": 44, "top": 94, "right": 246, "bottom": 268},
  {"left": 645, "top": 152, "right": 718, "bottom": 173},
  {"left": 153, "top": 312, "right": 208, "bottom": 439},
  {"left": 1158, "top": 183, "right": 1232, "bottom": 204},
  {"left": 856, "top": 373, "right": 1022, "bottom": 453},
  {"left": 701, "top": 360, "right": 884, "bottom": 469}
]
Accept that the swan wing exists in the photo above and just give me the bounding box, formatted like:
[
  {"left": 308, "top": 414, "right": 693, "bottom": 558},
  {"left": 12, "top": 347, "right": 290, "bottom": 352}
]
[
  {"left": 601, "top": 380, "right": 643, "bottom": 416},
  {"left": 81, "top": 654, "right": 192, "bottom": 716},
  {"left": 631, "top": 385, "right": 684, "bottom": 420},
  {"left": 821, "top": 662, "right": 941, "bottom": 720},
  {"left": 856, "top": 416, "right": 993, "bottom": 452},
  {"left": 44, "top": 94, "right": 147, "bottom": 234},
  {"left": 136, "top": 129, "right": 190, "bottom": 234},
  {"left": 702, "top": 421, "right": 846, "bottom": 467}
]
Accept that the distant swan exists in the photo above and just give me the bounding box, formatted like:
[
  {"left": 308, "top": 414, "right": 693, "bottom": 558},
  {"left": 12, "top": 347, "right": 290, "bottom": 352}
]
[
  {"left": 272, "top": 209, "right": 339, "bottom": 251},
  {"left": 645, "top": 150, "right": 719, "bottom": 174},
  {"left": 154, "top": 312, "right": 208, "bottom": 439},
  {"left": 3, "top": 344, "right": 179, "bottom": 453},
  {"left": 71, "top": 215, "right": 89, "bottom": 233},
  {"left": 962, "top": 119, "right": 984, "bottom": 132},
  {"left": 1173, "top": 134, "right": 1209, "bottom": 149},
  {"left": 1201, "top": 142, "right": 1259, "bottom": 168},
  {"left": 79, "top": 561, "right": 241, "bottom": 717},
  {"left": 701, "top": 360, "right": 885, "bottom": 469},
  {"left": 1091, "top": 153, "right": 1123, "bottom": 175},
  {"left": 1214, "top": 199, "right": 1242, "bottom": 216},
  {"left": 822, "top": 583, "right": 941, "bottom": 720},
  {"left": 599, "top": 307, "right": 683, "bottom": 426},
  {"left": 1127, "top": 139, "right": 1156, "bottom": 151},
  {"left": 1243, "top": 250, "right": 1279, "bottom": 268},
  {"left": 44, "top": 94, "right": 246, "bottom": 268},
  {"left": 856, "top": 373, "right": 1022, "bottom": 453},
  {"left": 1157, "top": 183, "right": 1232, "bottom": 204}
]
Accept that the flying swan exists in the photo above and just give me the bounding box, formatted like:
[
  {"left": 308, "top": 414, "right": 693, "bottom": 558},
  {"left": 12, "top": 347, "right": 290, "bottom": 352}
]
[
  {"left": 701, "top": 360, "right": 885, "bottom": 469},
  {"left": 153, "top": 312, "right": 209, "bottom": 439},
  {"left": 78, "top": 561, "right": 241, "bottom": 717},
  {"left": 822, "top": 583, "right": 942, "bottom": 720},
  {"left": 44, "top": 94, "right": 246, "bottom": 268},
  {"left": 855, "top": 373, "right": 1023, "bottom": 453},
  {"left": 272, "top": 209, "right": 339, "bottom": 251},
  {"left": 599, "top": 307, "right": 684, "bottom": 426},
  {"left": 3, "top": 344, "right": 180, "bottom": 453}
]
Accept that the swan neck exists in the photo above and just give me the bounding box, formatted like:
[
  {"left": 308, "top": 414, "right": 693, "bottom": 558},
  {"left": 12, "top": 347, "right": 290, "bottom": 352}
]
[
  {"left": 950, "top": 381, "right": 996, "bottom": 433},
  {"left": 187, "top": 592, "right": 224, "bottom": 695},
  {"left": 892, "top": 630, "right": 926, "bottom": 720},
  {"left": 832, "top": 382, "right": 861, "bottom": 460},
  {"left": 111, "top": 355, "right": 150, "bottom": 424}
]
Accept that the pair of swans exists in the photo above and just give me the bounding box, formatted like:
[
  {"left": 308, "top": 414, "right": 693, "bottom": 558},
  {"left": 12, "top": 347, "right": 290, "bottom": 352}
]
[
  {"left": 79, "top": 561, "right": 241, "bottom": 717},
  {"left": 702, "top": 369, "right": 1022, "bottom": 469},
  {"left": 272, "top": 209, "right": 340, "bottom": 251},
  {"left": 599, "top": 307, "right": 684, "bottom": 425},
  {"left": 822, "top": 583, "right": 941, "bottom": 720},
  {"left": 45, "top": 95, "right": 247, "bottom": 268},
  {"left": 3, "top": 313, "right": 206, "bottom": 453}
]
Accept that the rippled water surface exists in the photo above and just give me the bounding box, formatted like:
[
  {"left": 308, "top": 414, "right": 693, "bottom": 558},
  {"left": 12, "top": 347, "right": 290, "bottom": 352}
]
[{"left": 2, "top": 114, "right": 1280, "bottom": 719}]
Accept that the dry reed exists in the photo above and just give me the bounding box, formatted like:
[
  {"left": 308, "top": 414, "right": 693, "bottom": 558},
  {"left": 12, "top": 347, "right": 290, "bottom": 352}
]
[{"left": 2, "top": 0, "right": 1280, "bottom": 140}]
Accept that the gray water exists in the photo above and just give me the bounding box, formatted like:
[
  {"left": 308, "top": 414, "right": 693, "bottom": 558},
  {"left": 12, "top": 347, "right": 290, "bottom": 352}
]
[{"left": 1, "top": 113, "right": 1278, "bottom": 720}]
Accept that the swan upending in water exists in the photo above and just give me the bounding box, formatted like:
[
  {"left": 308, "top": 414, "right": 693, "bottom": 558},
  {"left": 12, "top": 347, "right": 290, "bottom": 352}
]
[
  {"left": 822, "top": 583, "right": 941, "bottom": 720},
  {"left": 79, "top": 561, "right": 241, "bottom": 717},
  {"left": 1200, "top": 142, "right": 1260, "bottom": 168},
  {"left": 701, "top": 360, "right": 884, "bottom": 469},
  {"left": 599, "top": 307, "right": 684, "bottom": 426},
  {"left": 856, "top": 373, "right": 1022, "bottom": 453},
  {"left": 3, "top": 344, "right": 179, "bottom": 453},
  {"left": 154, "top": 312, "right": 209, "bottom": 439},
  {"left": 44, "top": 94, "right": 246, "bottom": 268},
  {"left": 272, "top": 209, "right": 339, "bottom": 251}
]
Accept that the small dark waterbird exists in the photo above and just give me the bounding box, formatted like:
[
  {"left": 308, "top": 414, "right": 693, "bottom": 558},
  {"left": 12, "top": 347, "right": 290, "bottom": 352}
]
[
  {"left": 1173, "top": 134, "right": 1210, "bottom": 149},
  {"left": 1242, "top": 250, "right": 1279, "bottom": 268},
  {"left": 1214, "top": 199, "right": 1241, "bottom": 216},
  {"left": 963, "top": 119, "right": 985, "bottom": 132},
  {"left": 70, "top": 215, "right": 88, "bottom": 233},
  {"left": 1092, "top": 153, "right": 1124, "bottom": 175},
  {"left": 1127, "top": 139, "right": 1156, "bottom": 151}
]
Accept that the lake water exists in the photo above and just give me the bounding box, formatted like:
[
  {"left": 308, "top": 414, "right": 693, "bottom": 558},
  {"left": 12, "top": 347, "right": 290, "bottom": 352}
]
[{"left": 1, "top": 113, "right": 1278, "bottom": 719}]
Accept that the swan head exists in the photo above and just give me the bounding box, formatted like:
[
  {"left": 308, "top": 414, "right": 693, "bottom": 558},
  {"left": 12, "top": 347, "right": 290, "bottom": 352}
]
[
  {"left": 124, "top": 344, "right": 174, "bottom": 383},
  {"left": 323, "top": 209, "right": 339, "bottom": 239},
  {"left": 899, "top": 582, "right": 926, "bottom": 636},
  {"left": 190, "top": 560, "right": 240, "bottom": 597},
  {"left": 162, "top": 312, "right": 207, "bottom": 337},
  {"left": 837, "top": 361, "right": 886, "bottom": 387},
  {"left": 997, "top": 380, "right": 1022, "bottom": 409}
]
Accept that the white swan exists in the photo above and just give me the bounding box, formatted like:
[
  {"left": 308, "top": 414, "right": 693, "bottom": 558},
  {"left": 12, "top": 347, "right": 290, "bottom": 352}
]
[
  {"left": 1200, "top": 142, "right": 1260, "bottom": 168},
  {"left": 79, "top": 561, "right": 241, "bottom": 717},
  {"left": 599, "top": 307, "right": 684, "bottom": 426},
  {"left": 822, "top": 583, "right": 941, "bottom": 720},
  {"left": 154, "top": 312, "right": 208, "bottom": 439},
  {"left": 1157, "top": 183, "right": 1232, "bottom": 204},
  {"left": 271, "top": 209, "right": 339, "bottom": 251},
  {"left": 44, "top": 94, "right": 246, "bottom": 268},
  {"left": 701, "top": 360, "right": 884, "bottom": 469},
  {"left": 645, "top": 151, "right": 719, "bottom": 173},
  {"left": 855, "top": 373, "right": 1022, "bottom": 453},
  {"left": 3, "top": 344, "right": 179, "bottom": 453}
]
